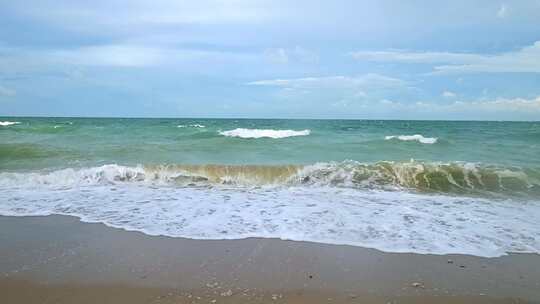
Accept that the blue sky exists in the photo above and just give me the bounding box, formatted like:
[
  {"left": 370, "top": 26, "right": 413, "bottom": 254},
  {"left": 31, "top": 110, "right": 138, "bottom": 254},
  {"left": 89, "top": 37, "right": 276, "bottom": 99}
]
[{"left": 1, "top": 0, "right": 540, "bottom": 120}]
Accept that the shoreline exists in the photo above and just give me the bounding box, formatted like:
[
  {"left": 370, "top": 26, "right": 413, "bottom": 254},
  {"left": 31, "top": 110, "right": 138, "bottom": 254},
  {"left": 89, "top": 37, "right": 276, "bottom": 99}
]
[{"left": 1, "top": 215, "right": 539, "bottom": 303}]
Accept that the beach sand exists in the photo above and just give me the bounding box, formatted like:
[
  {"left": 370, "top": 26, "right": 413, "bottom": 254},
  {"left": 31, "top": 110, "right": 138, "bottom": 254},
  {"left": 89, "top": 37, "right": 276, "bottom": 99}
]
[{"left": 0, "top": 215, "right": 539, "bottom": 303}]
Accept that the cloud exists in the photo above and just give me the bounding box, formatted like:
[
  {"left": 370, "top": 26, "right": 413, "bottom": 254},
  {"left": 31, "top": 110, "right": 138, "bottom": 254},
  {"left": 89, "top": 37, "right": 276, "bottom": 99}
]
[
  {"left": 53, "top": 45, "right": 167, "bottom": 67},
  {"left": 0, "top": 44, "right": 259, "bottom": 70},
  {"left": 351, "top": 41, "right": 540, "bottom": 73},
  {"left": 381, "top": 96, "right": 540, "bottom": 115},
  {"left": 442, "top": 91, "right": 456, "bottom": 98},
  {"left": 0, "top": 86, "right": 16, "bottom": 97},
  {"left": 263, "top": 47, "right": 319, "bottom": 64},
  {"left": 11, "top": 0, "right": 274, "bottom": 32},
  {"left": 497, "top": 4, "right": 508, "bottom": 18},
  {"left": 452, "top": 96, "right": 540, "bottom": 113},
  {"left": 351, "top": 50, "right": 483, "bottom": 64},
  {"left": 247, "top": 74, "right": 417, "bottom": 109},
  {"left": 0, "top": 43, "right": 319, "bottom": 73},
  {"left": 52, "top": 45, "right": 261, "bottom": 68},
  {"left": 247, "top": 74, "right": 407, "bottom": 89},
  {"left": 264, "top": 48, "right": 289, "bottom": 64}
]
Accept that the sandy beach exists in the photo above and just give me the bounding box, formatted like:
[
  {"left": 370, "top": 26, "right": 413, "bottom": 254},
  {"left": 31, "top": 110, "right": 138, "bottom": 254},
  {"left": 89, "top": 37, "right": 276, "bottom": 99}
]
[
  {"left": 1, "top": 215, "right": 539, "bottom": 303},
  {"left": 3, "top": 0, "right": 540, "bottom": 302}
]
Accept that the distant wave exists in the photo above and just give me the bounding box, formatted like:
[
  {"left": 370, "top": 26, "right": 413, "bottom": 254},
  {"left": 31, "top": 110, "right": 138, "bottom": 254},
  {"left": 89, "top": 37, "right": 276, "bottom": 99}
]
[
  {"left": 385, "top": 134, "right": 437, "bottom": 144},
  {"left": 220, "top": 128, "right": 310, "bottom": 139},
  {"left": 0, "top": 121, "right": 20, "bottom": 126},
  {"left": 177, "top": 124, "right": 205, "bottom": 128}
]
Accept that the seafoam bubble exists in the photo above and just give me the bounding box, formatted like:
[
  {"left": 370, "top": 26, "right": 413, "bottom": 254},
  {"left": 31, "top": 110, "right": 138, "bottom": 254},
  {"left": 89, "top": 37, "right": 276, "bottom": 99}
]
[{"left": 219, "top": 128, "right": 311, "bottom": 139}]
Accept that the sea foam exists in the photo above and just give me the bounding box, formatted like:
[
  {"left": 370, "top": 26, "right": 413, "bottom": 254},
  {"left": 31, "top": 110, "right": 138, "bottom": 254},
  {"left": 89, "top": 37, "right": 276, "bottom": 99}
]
[
  {"left": 385, "top": 134, "right": 437, "bottom": 144},
  {"left": 220, "top": 128, "right": 310, "bottom": 139},
  {"left": 1, "top": 163, "right": 539, "bottom": 258},
  {"left": 0, "top": 182, "right": 538, "bottom": 257}
]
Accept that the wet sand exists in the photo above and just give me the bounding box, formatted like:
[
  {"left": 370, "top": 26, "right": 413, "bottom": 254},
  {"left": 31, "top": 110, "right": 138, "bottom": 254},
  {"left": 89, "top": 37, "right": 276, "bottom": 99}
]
[{"left": 0, "top": 215, "right": 539, "bottom": 303}]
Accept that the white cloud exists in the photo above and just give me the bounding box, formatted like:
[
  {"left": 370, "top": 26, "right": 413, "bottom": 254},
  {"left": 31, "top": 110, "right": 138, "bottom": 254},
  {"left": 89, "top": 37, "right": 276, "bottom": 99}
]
[
  {"left": 442, "top": 91, "right": 456, "bottom": 98},
  {"left": 263, "top": 47, "right": 319, "bottom": 64},
  {"left": 351, "top": 41, "right": 540, "bottom": 73},
  {"left": 247, "top": 74, "right": 415, "bottom": 108},
  {"left": 264, "top": 48, "right": 289, "bottom": 64},
  {"left": 0, "top": 44, "right": 318, "bottom": 72},
  {"left": 247, "top": 74, "right": 406, "bottom": 89},
  {"left": 379, "top": 96, "right": 540, "bottom": 114},
  {"left": 351, "top": 50, "right": 483, "bottom": 64},
  {"left": 453, "top": 96, "right": 540, "bottom": 112},
  {"left": 0, "top": 86, "right": 16, "bottom": 97},
  {"left": 0, "top": 44, "right": 258, "bottom": 70},
  {"left": 53, "top": 45, "right": 166, "bottom": 67},
  {"left": 497, "top": 4, "right": 508, "bottom": 18},
  {"left": 14, "top": 0, "right": 274, "bottom": 32}
]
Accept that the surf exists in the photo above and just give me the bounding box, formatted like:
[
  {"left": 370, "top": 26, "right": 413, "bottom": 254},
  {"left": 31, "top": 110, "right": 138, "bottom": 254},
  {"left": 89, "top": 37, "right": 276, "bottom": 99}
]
[
  {"left": 384, "top": 134, "right": 437, "bottom": 144},
  {"left": 0, "top": 121, "right": 20, "bottom": 126},
  {"left": 1, "top": 161, "right": 538, "bottom": 197}
]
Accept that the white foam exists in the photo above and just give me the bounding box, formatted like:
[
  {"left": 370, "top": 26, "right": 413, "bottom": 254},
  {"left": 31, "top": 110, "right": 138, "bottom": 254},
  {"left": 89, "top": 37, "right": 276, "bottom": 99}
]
[
  {"left": 0, "top": 175, "right": 539, "bottom": 257},
  {"left": 385, "top": 134, "right": 437, "bottom": 144},
  {"left": 220, "top": 128, "right": 311, "bottom": 139},
  {"left": 0, "top": 121, "right": 20, "bottom": 126},
  {"left": 0, "top": 165, "right": 147, "bottom": 188}
]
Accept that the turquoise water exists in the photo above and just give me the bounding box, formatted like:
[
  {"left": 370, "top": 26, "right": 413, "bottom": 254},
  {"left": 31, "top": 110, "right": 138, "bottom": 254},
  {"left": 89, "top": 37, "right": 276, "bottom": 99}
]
[
  {"left": 1, "top": 117, "right": 539, "bottom": 196},
  {"left": 1, "top": 117, "right": 540, "bottom": 257},
  {"left": 2, "top": 117, "right": 539, "bottom": 168}
]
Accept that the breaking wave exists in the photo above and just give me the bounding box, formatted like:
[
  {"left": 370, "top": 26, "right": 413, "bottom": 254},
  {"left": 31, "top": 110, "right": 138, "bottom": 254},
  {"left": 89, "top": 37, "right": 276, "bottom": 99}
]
[
  {"left": 1, "top": 161, "right": 539, "bottom": 257},
  {"left": 219, "top": 128, "right": 311, "bottom": 139},
  {"left": 1, "top": 161, "right": 538, "bottom": 197},
  {"left": 177, "top": 124, "right": 205, "bottom": 128},
  {"left": 385, "top": 134, "right": 437, "bottom": 144},
  {"left": 0, "top": 121, "right": 20, "bottom": 126}
]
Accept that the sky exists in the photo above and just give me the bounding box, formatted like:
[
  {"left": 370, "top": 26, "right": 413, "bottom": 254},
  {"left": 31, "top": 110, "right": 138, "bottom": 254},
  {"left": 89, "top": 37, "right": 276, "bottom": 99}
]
[{"left": 1, "top": 0, "right": 540, "bottom": 120}]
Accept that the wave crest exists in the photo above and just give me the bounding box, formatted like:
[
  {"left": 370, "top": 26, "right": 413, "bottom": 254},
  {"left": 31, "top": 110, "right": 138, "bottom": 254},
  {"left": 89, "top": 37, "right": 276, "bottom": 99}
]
[
  {"left": 177, "top": 124, "right": 205, "bottom": 128},
  {"left": 296, "top": 161, "right": 539, "bottom": 195},
  {"left": 385, "top": 134, "right": 437, "bottom": 144},
  {"left": 1, "top": 161, "right": 538, "bottom": 197},
  {"left": 219, "top": 128, "right": 310, "bottom": 139},
  {"left": 0, "top": 121, "right": 20, "bottom": 126}
]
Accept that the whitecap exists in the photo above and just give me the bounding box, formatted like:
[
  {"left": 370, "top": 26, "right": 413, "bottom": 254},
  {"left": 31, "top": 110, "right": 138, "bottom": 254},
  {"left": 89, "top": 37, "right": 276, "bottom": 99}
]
[
  {"left": 220, "top": 128, "right": 310, "bottom": 139},
  {"left": 0, "top": 121, "right": 20, "bottom": 126},
  {"left": 385, "top": 134, "right": 437, "bottom": 144},
  {"left": 177, "top": 124, "right": 205, "bottom": 128}
]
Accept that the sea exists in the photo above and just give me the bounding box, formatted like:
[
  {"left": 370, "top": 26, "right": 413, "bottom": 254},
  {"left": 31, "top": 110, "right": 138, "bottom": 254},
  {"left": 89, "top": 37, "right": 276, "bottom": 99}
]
[{"left": 1, "top": 117, "right": 539, "bottom": 257}]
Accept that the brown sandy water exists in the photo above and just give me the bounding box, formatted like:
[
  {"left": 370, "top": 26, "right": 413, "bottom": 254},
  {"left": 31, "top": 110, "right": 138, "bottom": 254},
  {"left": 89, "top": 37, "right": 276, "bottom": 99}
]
[{"left": 1, "top": 215, "right": 539, "bottom": 303}]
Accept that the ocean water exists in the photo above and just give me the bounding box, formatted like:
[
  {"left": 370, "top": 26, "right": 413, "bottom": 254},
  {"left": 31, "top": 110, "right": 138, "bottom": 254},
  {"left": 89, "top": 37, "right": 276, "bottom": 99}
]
[{"left": 1, "top": 117, "right": 539, "bottom": 257}]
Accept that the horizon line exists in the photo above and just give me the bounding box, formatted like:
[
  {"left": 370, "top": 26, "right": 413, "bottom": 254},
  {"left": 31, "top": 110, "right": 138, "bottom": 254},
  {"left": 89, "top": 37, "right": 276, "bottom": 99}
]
[{"left": 0, "top": 115, "right": 539, "bottom": 123}]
